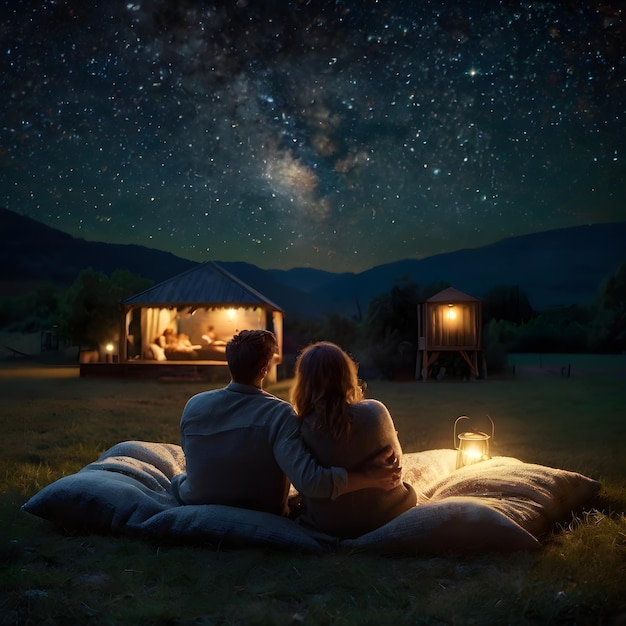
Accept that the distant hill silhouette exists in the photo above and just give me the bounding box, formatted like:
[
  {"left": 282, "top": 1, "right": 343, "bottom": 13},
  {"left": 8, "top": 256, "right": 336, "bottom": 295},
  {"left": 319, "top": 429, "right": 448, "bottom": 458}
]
[
  {"left": 223, "top": 222, "right": 626, "bottom": 315},
  {"left": 0, "top": 207, "right": 197, "bottom": 289},
  {"left": 271, "top": 223, "right": 626, "bottom": 316},
  {"left": 2, "top": 207, "right": 624, "bottom": 316}
]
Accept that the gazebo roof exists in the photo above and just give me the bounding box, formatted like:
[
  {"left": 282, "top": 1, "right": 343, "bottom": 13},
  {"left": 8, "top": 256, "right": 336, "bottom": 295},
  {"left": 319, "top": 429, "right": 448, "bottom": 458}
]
[
  {"left": 121, "top": 261, "right": 283, "bottom": 310},
  {"left": 425, "top": 287, "right": 480, "bottom": 303}
]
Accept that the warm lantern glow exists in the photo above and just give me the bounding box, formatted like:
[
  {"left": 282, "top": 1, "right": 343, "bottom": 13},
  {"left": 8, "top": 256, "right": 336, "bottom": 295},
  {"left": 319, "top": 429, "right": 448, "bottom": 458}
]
[
  {"left": 454, "top": 415, "right": 494, "bottom": 469},
  {"left": 105, "top": 343, "right": 114, "bottom": 353},
  {"left": 227, "top": 308, "right": 237, "bottom": 320},
  {"left": 446, "top": 304, "right": 457, "bottom": 321}
]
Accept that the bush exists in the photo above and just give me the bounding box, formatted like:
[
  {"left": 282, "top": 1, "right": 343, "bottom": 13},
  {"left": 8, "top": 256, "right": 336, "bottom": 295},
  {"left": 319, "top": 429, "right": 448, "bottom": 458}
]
[
  {"left": 59, "top": 268, "right": 152, "bottom": 349},
  {"left": 0, "top": 283, "right": 63, "bottom": 331}
]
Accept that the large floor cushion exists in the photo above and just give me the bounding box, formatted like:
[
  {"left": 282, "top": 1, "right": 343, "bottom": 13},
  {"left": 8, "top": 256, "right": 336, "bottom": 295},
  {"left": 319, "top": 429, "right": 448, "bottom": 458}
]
[{"left": 22, "top": 441, "right": 601, "bottom": 554}]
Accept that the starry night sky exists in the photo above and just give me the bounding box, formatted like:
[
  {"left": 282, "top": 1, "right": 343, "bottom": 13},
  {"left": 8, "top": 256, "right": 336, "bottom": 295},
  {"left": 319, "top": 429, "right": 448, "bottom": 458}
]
[{"left": 2, "top": 1, "right": 624, "bottom": 273}]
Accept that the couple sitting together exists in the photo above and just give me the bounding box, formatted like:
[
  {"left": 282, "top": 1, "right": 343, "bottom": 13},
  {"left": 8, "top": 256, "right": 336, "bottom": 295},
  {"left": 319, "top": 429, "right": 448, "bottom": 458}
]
[{"left": 171, "top": 329, "right": 417, "bottom": 538}]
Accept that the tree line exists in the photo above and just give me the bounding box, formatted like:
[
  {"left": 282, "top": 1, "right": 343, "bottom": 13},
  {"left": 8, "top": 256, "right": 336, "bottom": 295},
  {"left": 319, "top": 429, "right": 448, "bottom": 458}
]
[
  {"left": 0, "top": 268, "right": 151, "bottom": 350},
  {"left": 284, "top": 261, "right": 626, "bottom": 378},
  {"left": 1, "top": 262, "right": 624, "bottom": 377}
]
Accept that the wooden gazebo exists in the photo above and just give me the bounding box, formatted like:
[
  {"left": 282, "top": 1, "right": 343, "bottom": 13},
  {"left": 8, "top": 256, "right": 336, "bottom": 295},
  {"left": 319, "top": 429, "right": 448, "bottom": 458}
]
[
  {"left": 417, "top": 287, "right": 483, "bottom": 381},
  {"left": 112, "top": 261, "right": 284, "bottom": 381}
]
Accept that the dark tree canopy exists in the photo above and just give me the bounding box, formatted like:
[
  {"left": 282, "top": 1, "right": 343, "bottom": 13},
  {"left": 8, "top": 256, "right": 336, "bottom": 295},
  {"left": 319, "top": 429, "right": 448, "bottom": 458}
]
[{"left": 59, "top": 268, "right": 152, "bottom": 348}]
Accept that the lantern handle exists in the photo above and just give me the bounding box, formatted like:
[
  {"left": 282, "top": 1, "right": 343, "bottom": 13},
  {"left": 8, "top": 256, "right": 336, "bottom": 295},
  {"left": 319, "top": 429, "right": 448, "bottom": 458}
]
[
  {"left": 454, "top": 414, "right": 495, "bottom": 450},
  {"left": 453, "top": 415, "right": 469, "bottom": 450}
]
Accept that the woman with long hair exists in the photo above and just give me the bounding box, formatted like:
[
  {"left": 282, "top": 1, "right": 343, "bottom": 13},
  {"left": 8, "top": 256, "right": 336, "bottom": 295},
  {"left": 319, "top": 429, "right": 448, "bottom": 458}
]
[{"left": 290, "top": 341, "right": 416, "bottom": 537}]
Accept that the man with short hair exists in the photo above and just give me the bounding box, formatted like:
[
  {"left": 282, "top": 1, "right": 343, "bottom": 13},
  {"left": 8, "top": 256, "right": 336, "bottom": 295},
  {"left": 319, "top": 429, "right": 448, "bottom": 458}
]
[{"left": 171, "top": 329, "right": 400, "bottom": 516}]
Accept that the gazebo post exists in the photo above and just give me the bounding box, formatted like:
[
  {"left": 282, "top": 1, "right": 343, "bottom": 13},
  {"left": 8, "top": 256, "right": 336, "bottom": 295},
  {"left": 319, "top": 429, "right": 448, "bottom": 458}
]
[{"left": 118, "top": 305, "right": 129, "bottom": 362}]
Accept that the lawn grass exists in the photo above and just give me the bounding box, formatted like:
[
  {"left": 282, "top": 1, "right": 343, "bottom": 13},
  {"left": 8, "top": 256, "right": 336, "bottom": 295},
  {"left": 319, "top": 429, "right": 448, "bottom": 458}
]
[{"left": 1, "top": 358, "right": 625, "bottom": 624}]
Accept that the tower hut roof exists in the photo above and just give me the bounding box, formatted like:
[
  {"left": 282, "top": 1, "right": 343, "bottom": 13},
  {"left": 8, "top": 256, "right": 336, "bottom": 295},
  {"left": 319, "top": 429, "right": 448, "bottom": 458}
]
[{"left": 425, "top": 287, "right": 480, "bottom": 303}]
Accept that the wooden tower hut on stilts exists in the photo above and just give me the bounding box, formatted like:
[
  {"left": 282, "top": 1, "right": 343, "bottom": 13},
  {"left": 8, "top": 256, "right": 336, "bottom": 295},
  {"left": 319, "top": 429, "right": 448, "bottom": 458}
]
[{"left": 417, "top": 287, "right": 483, "bottom": 381}]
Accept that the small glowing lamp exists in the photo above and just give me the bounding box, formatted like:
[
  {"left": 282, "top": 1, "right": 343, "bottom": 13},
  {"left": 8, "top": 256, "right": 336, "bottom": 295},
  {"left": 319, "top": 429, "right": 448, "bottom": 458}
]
[
  {"left": 454, "top": 415, "right": 494, "bottom": 469},
  {"left": 446, "top": 304, "right": 457, "bottom": 320},
  {"left": 105, "top": 343, "right": 114, "bottom": 353}
]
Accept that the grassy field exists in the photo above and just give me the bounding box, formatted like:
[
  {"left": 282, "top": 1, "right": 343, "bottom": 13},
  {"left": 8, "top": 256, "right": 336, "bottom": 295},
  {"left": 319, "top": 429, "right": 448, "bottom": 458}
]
[{"left": 1, "top": 358, "right": 625, "bottom": 625}]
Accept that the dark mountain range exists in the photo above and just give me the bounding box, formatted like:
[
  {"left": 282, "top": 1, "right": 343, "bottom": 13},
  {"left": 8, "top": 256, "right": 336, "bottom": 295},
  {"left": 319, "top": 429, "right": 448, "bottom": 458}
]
[
  {"left": 222, "top": 222, "right": 626, "bottom": 315},
  {"left": 0, "top": 207, "right": 197, "bottom": 288},
  {"left": 2, "top": 207, "right": 624, "bottom": 317},
  {"left": 270, "top": 222, "right": 626, "bottom": 317}
]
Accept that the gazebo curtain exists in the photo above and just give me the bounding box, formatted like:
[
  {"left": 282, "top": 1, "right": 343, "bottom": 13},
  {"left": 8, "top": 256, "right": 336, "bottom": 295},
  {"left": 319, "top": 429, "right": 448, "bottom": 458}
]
[{"left": 141, "top": 308, "right": 177, "bottom": 349}]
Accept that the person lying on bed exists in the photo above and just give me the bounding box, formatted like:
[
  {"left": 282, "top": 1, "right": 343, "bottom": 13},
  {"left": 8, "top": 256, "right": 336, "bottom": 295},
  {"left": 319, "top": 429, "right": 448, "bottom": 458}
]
[
  {"left": 170, "top": 329, "right": 401, "bottom": 517},
  {"left": 290, "top": 341, "right": 417, "bottom": 538},
  {"left": 201, "top": 325, "right": 227, "bottom": 346}
]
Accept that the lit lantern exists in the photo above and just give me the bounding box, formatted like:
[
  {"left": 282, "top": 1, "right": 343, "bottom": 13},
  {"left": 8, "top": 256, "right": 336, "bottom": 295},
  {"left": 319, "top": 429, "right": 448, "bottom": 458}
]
[
  {"left": 445, "top": 303, "right": 457, "bottom": 321},
  {"left": 105, "top": 342, "right": 114, "bottom": 363},
  {"left": 454, "top": 415, "right": 494, "bottom": 469}
]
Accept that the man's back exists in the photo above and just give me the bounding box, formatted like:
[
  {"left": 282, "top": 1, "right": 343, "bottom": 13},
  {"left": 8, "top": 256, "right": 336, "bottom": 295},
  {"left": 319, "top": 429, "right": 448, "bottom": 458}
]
[{"left": 172, "top": 382, "right": 297, "bottom": 515}]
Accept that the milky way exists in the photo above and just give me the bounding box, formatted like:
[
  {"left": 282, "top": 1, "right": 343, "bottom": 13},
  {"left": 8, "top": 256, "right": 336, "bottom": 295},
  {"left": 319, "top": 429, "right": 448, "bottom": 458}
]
[{"left": 1, "top": 1, "right": 624, "bottom": 272}]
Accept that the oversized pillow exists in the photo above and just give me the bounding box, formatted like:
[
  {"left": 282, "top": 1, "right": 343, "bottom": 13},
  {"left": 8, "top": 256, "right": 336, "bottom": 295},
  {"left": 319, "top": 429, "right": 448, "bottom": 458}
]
[
  {"left": 89, "top": 440, "right": 186, "bottom": 487},
  {"left": 23, "top": 473, "right": 327, "bottom": 552},
  {"left": 339, "top": 450, "right": 600, "bottom": 554},
  {"left": 149, "top": 343, "right": 166, "bottom": 361},
  {"left": 340, "top": 496, "right": 540, "bottom": 554},
  {"left": 22, "top": 442, "right": 601, "bottom": 554},
  {"left": 22, "top": 442, "right": 328, "bottom": 552},
  {"left": 22, "top": 470, "right": 178, "bottom": 534},
  {"left": 136, "top": 504, "right": 330, "bottom": 552},
  {"left": 22, "top": 441, "right": 182, "bottom": 533},
  {"left": 401, "top": 449, "right": 458, "bottom": 503},
  {"left": 400, "top": 451, "right": 601, "bottom": 540}
]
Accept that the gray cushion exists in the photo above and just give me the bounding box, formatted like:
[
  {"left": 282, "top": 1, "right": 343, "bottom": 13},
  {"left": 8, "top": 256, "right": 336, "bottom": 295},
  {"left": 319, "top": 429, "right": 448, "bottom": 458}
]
[{"left": 22, "top": 442, "right": 601, "bottom": 554}]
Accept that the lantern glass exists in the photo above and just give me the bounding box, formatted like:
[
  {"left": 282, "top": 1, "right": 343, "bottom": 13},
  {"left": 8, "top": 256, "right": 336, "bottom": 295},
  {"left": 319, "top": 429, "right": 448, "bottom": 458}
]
[{"left": 454, "top": 415, "right": 494, "bottom": 469}]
